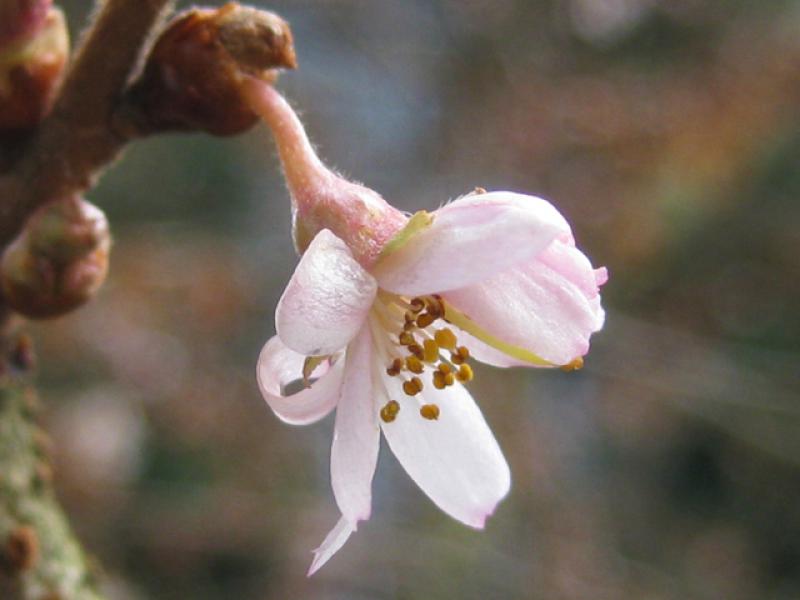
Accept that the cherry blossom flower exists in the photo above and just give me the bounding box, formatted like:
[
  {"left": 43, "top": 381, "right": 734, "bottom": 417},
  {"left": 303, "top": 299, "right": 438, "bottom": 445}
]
[{"left": 241, "top": 78, "right": 607, "bottom": 575}]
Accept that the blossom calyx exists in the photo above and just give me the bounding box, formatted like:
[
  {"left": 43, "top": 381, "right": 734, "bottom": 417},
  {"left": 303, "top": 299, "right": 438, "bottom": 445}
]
[
  {"left": 123, "top": 3, "right": 296, "bottom": 137},
  {"left": 0, "top": 5, "right": 68, "bottom": 131},
  {"left": 1, "top": 196, "right": 110, "bottom": 319}
]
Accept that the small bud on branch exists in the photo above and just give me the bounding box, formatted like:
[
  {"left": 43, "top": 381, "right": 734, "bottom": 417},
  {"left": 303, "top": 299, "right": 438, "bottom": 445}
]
[
  {"left": 0, "top": 6, "right": 68, "bottom": 132},
  {"left": 0, "top": 0, "right": 51, "bottom": 47},
  {"left": 121, "top": 2, "right": 296, "bottom": 137},
  {"left": 1, "top": 196, "right": 110, "bottom": 319}
]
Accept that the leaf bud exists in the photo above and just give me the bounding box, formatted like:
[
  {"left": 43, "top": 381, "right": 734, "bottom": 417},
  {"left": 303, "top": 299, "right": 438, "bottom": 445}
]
[{"left": 1, "top": 196, "right": 110, "bottom": 319}]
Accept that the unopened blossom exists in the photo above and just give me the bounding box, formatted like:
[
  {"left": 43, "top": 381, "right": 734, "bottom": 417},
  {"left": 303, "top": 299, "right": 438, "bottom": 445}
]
[{"left": 241, "top": 78, "right": 607, "bottom": 575}]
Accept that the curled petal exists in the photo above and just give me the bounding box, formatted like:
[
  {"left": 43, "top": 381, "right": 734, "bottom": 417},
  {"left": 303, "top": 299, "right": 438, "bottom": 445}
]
[
  {"left": 256, "top": 335, "right": 343, "bottom": 425},
  {"left": 331, "top": 325, "right": 380, "bottom": 523},
  {"left": 372, "top": 192, "right": 569, "bottom": 296},
  {"left": 307, "top": 516, "right": 357, "bottom": 576},
  {"left": 277, "top": 229, "right": 377, "bottom": 356},
  {"left": 380, "top": 369, "right": 510, "bottom": 529},
  {"left": 444, "top": 237, "right": 606, "bottom": 367}
]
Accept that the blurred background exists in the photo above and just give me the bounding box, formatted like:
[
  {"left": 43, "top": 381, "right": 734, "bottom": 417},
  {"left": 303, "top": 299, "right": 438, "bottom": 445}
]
[{"left": 32, "top": 0, "right": 800, "bottom": 598}]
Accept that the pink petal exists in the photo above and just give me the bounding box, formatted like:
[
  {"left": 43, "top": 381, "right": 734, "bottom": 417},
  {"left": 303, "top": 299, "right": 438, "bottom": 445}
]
[
  {"left": 276, "top": 229, "right": 377, "bottom": 356},
  {"left": 379, "top": 369, "right": 510, "bottom": 528},
  {"left": 256, "top": 335, "right": 343, "bottom": 425},
  {"left": 444, "top": 237, "right": 606, "bottom": 367},
  {"left": 373, "top": 192, "right": 570, "bottom": 296},
  {"left": 307, "top": 516, "right": 357, "bottom": 576},
  {"left": 331, "top": 325, "right": 380, "bottom": 523}
]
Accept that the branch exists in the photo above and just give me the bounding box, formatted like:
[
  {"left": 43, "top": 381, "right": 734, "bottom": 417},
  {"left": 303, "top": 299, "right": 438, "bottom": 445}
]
[
  {"left": 0, "top": 336, "right": 102, "bottom": 599},
  {"left": 0, "top": 3, "right": 178, "bottom": 598},
  {"left": 0, "top": 0, "right": 176, "bottom": 247}
]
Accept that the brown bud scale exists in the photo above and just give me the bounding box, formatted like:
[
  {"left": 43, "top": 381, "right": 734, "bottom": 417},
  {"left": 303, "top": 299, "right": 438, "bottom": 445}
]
[{"left": 123, "top": 3, "right": 296, "bottom": 136}]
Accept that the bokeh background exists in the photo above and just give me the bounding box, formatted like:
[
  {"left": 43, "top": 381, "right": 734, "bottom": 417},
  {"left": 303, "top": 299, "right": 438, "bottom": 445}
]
[{"left": 32, "top": 0, "right": 800, "bottom": 598}]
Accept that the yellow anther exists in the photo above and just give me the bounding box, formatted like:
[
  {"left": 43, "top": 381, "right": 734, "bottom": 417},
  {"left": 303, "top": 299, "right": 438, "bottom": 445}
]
[
  {"left": 405, "top": 355, "right": 424, "bottom": 374},
  {"left": 407, "top": 343, "right": 424, "bottom": 359},
  {"left": 457, "top": 346, "right": 470, "bottom": 359},
  {"left": 399, "top": 331, "right": 415, "bottom": 346},
  {"left": 423, "top": 339, "right": 439, "bottom": 363},
  {"left": 409, "top": 297, "right": 425, "bottom": 313},
  {"left": 444, "top": 372, "right": 455, "bottom": 386},
  {"left": 419, "top": 404, "right": 440, "bottom": 420},
  {"left": 433, "top": 371, "right": 446, "bottom": 389},
  {"left": 386, "top": 357, "right": 404, "bottom": 377},
  {"left": 450, "top": 351, "right": 465, "bottom": 365},
  {"left": 403, "top": 376, "right": 423, "bottom": 396},
  {"left": 425, "top": 296, "right": 444, "bottom": 318},
  {"left": 416, "top": 312, "right": 436, "bottom": 329},
  {"left": 438, "top": 363, "right": 452, "bottom": 375},
  {"left": 434, "top": 328, "right": 457, "bottom": 350},
  {"left": 473, "top": 186, "right": 487, "bottom": 195},
  {"left": 380, "top": 400, "right": 400, "bottom": 423},
  {"left": 456, "top": 363, "right": 474, "bottom": 382},
  {"left": 560, "top": 357, "right": 584, "bottom": 372}
]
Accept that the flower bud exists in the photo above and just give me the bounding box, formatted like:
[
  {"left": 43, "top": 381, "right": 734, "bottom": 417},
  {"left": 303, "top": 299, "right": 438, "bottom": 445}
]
[
  {"left": 122, "top": 3, "right": 296, "bottom": 137},
  {"left": 0, "top": 6, "right": 68, "bottom": 131},
  {"left": 1, "top": 196, "right": 110, "bottom": 319}
]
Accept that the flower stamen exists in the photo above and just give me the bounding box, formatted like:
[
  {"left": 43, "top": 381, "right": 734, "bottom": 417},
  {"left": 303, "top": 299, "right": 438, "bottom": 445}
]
[
  {"left": 434, "top": 328, "right": 457, "bottom": 350},
  {"left": 560, "top": 357, "right": 584, "bottom": 372},
  {"left": 403, "top": 376, "right": 423, "bottom": 396},
  {"left": 405, "top": 355, "right": 424, "bottom": 374},
  {"left": 386, "top": 357, "right": 404, "bottom": 377},
  {"left": 409, "top": 297, "right": 425, "bottom": 313},
  {"left": 398, "top": 331, "right": 415, "bottom": 346},
  {"left": 419, "top": 404, "right": 440, "bottom": 420},
  {"left": 407, "top": 343, "right": 424, "bottom": 359},
  {"left": 450, "top": 346, "right": 470, "bottom": 365},
  {"left": 422, "top": 339, "right": 439, "bottom": 363},
  {"left": 416, "top": 312, "right": 436, "bottom": 329},
  {"left": 455, "top": 363, "right": 474, "bottom": 382},
  {"left": 380, "top": 400, "right": 400, "bottom": 423},
  {"left": 376, "top": 294, "right": 478, "bottom": 421}
]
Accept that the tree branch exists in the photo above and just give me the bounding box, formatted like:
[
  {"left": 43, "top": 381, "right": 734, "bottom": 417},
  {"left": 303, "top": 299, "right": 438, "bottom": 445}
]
[
  {"left": 0, "top": 358, "right": 104, "bottom": 600},
  {"left": 0, "top": 0, "right": 176, "bottom": 247},
  {"left": 0, "top": 2, "right": 179, "bottom": 598}
]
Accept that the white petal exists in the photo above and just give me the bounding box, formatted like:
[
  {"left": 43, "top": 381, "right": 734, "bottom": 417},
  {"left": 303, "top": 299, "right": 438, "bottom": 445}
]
[
  {"left": 256, "top": 335, "right": 343, "bottom": 425},
  {"left": 380, "top": 369, "right": 510, "bottom": 528},
  {"left": 307, "top": 516, "right": 357, "bottom": 576},
  {"left": 277, "top": 229, "right": 377, "bottom": 356},
  {"left": 331, "top": 325, "right": 380, "bottom": 522},
  {"left": 373, "top": 192, "right": 569, "bottom": 296}
]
